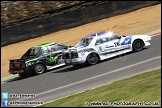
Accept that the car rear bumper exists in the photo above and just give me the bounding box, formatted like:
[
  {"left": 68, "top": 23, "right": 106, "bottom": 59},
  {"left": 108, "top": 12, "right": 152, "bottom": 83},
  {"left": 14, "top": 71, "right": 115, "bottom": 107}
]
[{"left": 9, "top": 67, "right": 33, "bottom": 75}]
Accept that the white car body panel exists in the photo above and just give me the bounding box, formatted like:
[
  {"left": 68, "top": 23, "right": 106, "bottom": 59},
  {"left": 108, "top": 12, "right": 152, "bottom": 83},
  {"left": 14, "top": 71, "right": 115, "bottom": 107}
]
[{"left": 61, "top": 32, "right": 151, "bottom": 65}]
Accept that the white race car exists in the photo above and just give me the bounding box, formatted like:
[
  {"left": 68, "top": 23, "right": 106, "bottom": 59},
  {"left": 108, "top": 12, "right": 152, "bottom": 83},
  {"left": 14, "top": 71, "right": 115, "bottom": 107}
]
[{"left": 61, "top": 31, "right": 151, "bottom": 66}]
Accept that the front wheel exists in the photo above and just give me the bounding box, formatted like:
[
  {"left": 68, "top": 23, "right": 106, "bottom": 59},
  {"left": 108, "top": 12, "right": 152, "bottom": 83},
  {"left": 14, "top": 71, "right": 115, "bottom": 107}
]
[
  {"left": 132, "top": 39, "right": 144, "bottom": 52},
  {"left": 86, "top": 53, "right": 99, "bottom": 65},
  {"left": 34, "top": 64, "right": 46, "bottom": 75}
]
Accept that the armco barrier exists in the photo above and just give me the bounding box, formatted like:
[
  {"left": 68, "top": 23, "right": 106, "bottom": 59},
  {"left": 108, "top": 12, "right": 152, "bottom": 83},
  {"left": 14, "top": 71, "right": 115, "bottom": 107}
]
[
  {"left": 1, "top": 1, "right": 161, "bottom": 47},
  {"left": 1, "top": 1, "right": 86, "bottom": 26}
]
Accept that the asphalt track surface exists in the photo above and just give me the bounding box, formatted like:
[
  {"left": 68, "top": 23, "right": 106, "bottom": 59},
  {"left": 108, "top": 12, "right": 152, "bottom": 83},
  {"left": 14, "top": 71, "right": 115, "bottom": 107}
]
[{"left": 1, "top": 35, "right": 161, "bottom": 107}]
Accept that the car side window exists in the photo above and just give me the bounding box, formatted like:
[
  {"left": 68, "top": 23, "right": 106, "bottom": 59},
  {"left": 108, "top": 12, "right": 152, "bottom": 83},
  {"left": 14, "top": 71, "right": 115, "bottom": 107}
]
[
  {"left": 108, "top": 34, "right": 120, "bottom": 41},
  {"left": 36, "top": 49, "right": 42, "bottom": 57},
  {"left": 47, "top": 45, "right": 52, "bottom": 52},
  {"left": 95, "top": 38, "right": 102, "bottom": 45},
  {"left": 113, "top": 34, "right": 121, "bottom": 39},
  {"left": 42, "top": 47, "right": 48, "bottom": 55},
  {"left": 51, "top": 44, "right": 56, "bottom": 52},
  {"left": 29, "top": 49, "right": 34, "bottom": 56},
  {"left": 82, "top": 39, "right": 86, "bottom": 45},
  {"left": 101, "top": 37, "right": 109, "bottom": 43},
  {"left": 108, "top": 36, "right": 115, "bottom": 41},
  {"left": 55, "top": 44, "right": 65, "bottom": 50}
]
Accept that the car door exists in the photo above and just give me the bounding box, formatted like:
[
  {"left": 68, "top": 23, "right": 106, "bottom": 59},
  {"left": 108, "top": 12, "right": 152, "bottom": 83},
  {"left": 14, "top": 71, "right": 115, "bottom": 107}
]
[
  {"left": 102, "top": 35, "right": 121, "bottom": 54},
  {"left": 108, "top": 34, "right": 121, "bottom": 52},
  {"left": 95, "top": 36, "right": 115, "bottom": 54},
  {"left": 95, "top": 36, "right": 106, "bottom": 54},
  {"left": 95, "top": 37, "right": 104, "bottom": 54},
  {"left": 110, "top": 34, "right": 132, "bottom": 51},
  {"left": 52, "top": 44, "right": 65, "bottom": 64},
  {"left": 41, "top": 46, "right": 54, "bottom": 66},
  {"left": 46, "top": 45, "right": 62, "bottom": 66}
]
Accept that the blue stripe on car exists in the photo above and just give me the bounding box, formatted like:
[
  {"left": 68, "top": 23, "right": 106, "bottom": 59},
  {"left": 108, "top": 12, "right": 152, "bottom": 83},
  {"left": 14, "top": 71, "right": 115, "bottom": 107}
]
[
  {"left": 79, "top": 44, "right": 89, "bottom": 48},
  {"left": 105, "top": 45, "right": 114, "bottom": 48},
  {"left": 121, "top": 36, "right": 132, "bottom": 45}
]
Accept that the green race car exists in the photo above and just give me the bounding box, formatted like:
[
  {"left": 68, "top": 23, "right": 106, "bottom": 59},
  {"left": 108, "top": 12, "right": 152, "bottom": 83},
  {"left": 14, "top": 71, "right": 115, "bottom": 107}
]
[{"left": 9, "top": 42, "right": 72, "bottom": 77}]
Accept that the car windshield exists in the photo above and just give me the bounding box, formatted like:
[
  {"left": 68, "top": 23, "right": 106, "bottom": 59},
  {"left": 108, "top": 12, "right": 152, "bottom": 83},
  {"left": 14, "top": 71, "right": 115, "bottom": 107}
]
[
  {"left": 76, "top": 37, "right": 93, "bottom": 47},
  {"left": 21, "top": 47, "right": 41, "bottom": 59}
]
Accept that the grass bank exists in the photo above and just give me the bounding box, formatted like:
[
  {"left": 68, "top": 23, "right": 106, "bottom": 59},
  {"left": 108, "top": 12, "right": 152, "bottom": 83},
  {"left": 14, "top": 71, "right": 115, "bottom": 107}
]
[{"left": 38, "top": 68, "right": 161, "bottom": 107}]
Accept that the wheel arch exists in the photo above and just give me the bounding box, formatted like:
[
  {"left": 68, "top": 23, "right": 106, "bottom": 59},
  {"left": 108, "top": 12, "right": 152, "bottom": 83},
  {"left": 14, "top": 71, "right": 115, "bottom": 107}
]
[
  {"left": 87, "top": 52, "right": 101, "bottom": 61},
  {"left": 33, "top": 61, "right": 47, "bottom": 71},
  {"left": 132, "top": 38, "right": 145, "bottom": 51},
  {"left": 132, "top": 38, "right": 145, "bottom": 46}
]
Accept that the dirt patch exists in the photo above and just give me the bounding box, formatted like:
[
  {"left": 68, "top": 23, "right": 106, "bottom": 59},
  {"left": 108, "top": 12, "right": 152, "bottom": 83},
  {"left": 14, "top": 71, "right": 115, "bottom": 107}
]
[
  {"left": 1, "top": 1, "right": 84, "bottom": 25},
  {"left": 1, "top": 4, "right": 161, "bottom": 78}
]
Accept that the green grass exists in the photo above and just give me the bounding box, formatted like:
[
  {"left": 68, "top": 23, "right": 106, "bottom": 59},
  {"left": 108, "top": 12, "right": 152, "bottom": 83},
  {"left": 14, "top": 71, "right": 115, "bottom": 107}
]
[{"left": 38, "top": 68, "right": 161, "bottom": 107}]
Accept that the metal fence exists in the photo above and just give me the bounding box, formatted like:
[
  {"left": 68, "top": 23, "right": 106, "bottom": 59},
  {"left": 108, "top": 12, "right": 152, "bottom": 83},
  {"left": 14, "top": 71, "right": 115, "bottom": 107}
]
[{"left": 1, "top": 1, "right": 161, "bottom": 47}]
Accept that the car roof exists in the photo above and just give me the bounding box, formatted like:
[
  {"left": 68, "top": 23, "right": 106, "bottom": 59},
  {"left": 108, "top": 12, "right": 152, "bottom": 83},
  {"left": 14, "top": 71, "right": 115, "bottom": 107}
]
[
  {"left": 33, "top": 42, "right": 56, "bottom": 48},
  {"left": 85, "top": 32, "right": 109, "bottom": 38}
]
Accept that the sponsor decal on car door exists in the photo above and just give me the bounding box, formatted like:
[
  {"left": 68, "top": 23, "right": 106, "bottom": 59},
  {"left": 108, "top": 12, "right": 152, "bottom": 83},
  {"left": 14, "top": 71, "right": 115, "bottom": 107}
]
[
  {"left": 102, "top": 36, "right": 120, "bottom": 53},
  {"left": 119, "top": 36, "right": 132, "bottom": 50}
]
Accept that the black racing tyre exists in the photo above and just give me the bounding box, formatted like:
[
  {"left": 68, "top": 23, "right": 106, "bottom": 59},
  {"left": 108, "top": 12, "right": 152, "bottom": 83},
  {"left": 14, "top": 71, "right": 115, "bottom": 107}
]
[
  {"left": 34, "top": 64, "right": 46, "bottom": 75},
  {"left": 132, "top": 39, "right": 144, "bottom": 52},
  {"left": 86, "top": 53, "right": 99, "bottom": 65}
]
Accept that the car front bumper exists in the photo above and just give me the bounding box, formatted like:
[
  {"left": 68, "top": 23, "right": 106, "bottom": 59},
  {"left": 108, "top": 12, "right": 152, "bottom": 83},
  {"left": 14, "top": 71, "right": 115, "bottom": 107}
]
[{"left": 62, "top": 58, "right": 85, "bottom": 65}]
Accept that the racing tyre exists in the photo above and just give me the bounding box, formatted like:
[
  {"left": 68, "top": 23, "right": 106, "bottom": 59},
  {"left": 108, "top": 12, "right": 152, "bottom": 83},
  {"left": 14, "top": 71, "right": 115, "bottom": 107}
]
[
  {"left": 132, "top": 39, "right": 144, "bottom": 52},
  {"left": 86, "top": 53, "right": 99, "bottom": 65},
  {"left": 34, "top": 64, "right": 46, "bottom": 75}
]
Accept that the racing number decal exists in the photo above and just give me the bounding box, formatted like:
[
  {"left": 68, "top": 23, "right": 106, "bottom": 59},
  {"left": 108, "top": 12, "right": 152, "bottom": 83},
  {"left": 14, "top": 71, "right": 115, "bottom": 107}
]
[{"left": 114, "top": 42, "right": 120, "bottom": 47}]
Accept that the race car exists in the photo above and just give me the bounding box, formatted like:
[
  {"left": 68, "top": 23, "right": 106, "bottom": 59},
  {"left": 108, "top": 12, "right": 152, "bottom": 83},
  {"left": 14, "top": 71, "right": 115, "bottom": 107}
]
[
  {"left": 61, "top": 31, "right": 151, "bottom": 66},
  {"left": 9, "top": 42, "right": 72, "bottom": 77}
]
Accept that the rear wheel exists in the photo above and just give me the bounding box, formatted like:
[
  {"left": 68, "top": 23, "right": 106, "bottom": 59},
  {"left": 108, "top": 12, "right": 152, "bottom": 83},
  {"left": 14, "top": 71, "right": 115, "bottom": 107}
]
[
  {"left": 86, "top": 53, "right": 99, "bottom": 65},
  {"left": 34, "top": 64, "right": 46, "bottom": 75},
  {"left": 132, "top": 39, "right": 144, "bottom": 52}
]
